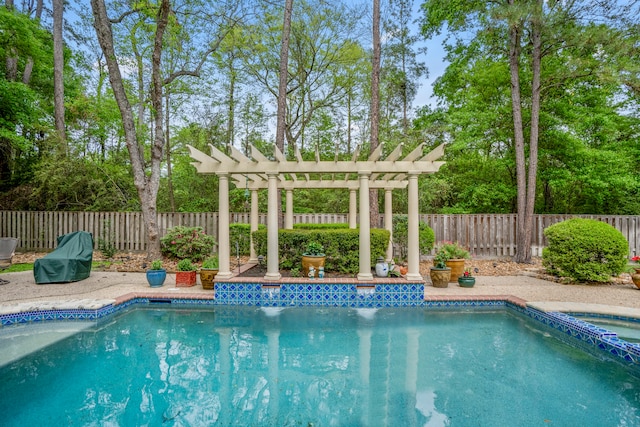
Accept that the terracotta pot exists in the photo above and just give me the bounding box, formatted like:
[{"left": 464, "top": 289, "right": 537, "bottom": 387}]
[
  {"left": 176, "top": 271, "right": 197, "bottom": 287},
  {"left": 445, "top": 259, "right": 466, "bottom": 282},
  {"left": 430, "top": 267, "right": 451, "bottom": 288},
  {"left": 631, "top": 268, "right": 640, "bottom": 289},
  {"left": 302, "top": 255, "right": 326, "bottom": 278},
  {"left": 199, "top": 269, "right": 218, "bottom": 290}
]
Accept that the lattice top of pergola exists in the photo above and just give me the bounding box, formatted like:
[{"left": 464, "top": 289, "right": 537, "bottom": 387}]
[{"left": 188, "top": 142, "right": 446, "bottom": 190}]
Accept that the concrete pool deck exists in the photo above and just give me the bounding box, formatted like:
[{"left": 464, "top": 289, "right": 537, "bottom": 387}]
[{"left": 1, "top": 270, "right": 640, "bottom": 319}]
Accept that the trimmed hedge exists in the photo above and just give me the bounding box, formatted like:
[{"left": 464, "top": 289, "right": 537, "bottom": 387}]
[
  {"left": 392, "top": 215, "right": 436, "bottom": 261},
  {"left": 293, "top": 223, "right": 350, "bottom": 230},
  {"left": 252, "top": 228, "right": 390, "bottom": 274},
  {"left": 230, "top": 223, "right": 266, "bottom": 256},
  {"left": 542, "top": 218, "right": 628, "bottom": 282}
]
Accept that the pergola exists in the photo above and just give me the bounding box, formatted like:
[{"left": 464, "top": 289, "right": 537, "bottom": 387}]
[{"left": 188, "top": 142, "right": 445, "bottom": 281}]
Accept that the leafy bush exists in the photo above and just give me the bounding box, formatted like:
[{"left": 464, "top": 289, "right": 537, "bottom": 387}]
[
  {"left": 230, "top": 223, "right": 266, "bottom": 256},
  {"left": 293, "top": 223, "right": 349, "bottom": 230},
  {"left": 252, "top": 228, "right": 390, "bottom": 274},
  {"left": 160, "top": 226, "right": 216, "bottom": 262},
  {"left": 542, "top": 218, "right": 628, "bottom": 282},
  {"left": 392, "top": 215, "right": 436, "bottom": 261}
]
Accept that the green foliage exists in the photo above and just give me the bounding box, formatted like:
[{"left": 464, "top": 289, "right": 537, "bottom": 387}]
[
  {"left": 160, "top": 226, "right": 216, "bottom": 262},
  {"left": 293, "top": 223, "right": 349, "bottom": 229},
  {"left": 150, "top": 260, "right": 163, "bottom": 270},
  {"left": 542, "top": 219, "right": 629, "bottom": 282},
  {"left": 304, "top": 241, "right": 325, "bottom": 256},
  {"left": 436, "top": 241, "right": 471, "bottom": 261},
  {"left": 229, "top": 223, "right": 265, "bottom": 256},
  {"left": 201, "top": 256, "right": 219, "bottom": 269},
  {"left": 177, "top": 258, "right": 196, "bottom": 272},
  {"left": 97, "top": 238, "right": 117, "bottom": 259},
  {"left": 392, "top": 215, "right": 436, "bottom": 261},
  {"left": 253, "top": 228, "right": 390, "bottom": 274}
]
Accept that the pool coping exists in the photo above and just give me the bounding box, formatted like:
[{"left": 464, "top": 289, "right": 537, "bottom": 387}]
[{"left": 1, "top": 287, "right": 640, "bottom": 371}]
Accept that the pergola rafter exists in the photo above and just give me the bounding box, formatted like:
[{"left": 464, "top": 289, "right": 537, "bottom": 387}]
[{"left": 188, "top": 142, "right": 445, "bottom": 281}]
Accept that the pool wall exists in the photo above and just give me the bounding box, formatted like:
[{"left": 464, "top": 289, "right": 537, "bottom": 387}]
[{"left": 1, "top": 282, "right": 640, "bottom": 370}]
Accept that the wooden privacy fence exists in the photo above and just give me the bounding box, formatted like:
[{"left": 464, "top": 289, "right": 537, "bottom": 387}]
[{"left": 1, "top": 211, "right": 638, "bottom": 258}]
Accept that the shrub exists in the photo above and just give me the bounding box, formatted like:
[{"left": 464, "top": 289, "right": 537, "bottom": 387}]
[
  {"left": 293, "top": 223, "right": 349, "bottom": 230},
  {"left": 230, "top": 223, "right": 266, "bottom": 256},
  {"left": 392, "top": 215, "right": 436, "bottom": 261},
  {"left": 252, "top": 228, "right": 390, "bottom": 274},
  {"left": 160, "top": 226, "right": 216, "bottom": 262},
  {"left": 542, "top": 218, "right": 628, "bottom": 282}
]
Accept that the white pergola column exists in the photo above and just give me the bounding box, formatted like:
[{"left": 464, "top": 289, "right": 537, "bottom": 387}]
[
  {"left": 264, "top": 172, "right": 281, "bottom": 280},
  {"left": 357, "top": 171, "right": 373, "bottom": 281},
  {"left": 349, "top": 189, "right": 357, "bottom": 229},
  {"left": 249, "top": 189, "right": 259, "bottom": 263},
  {"left": 285, "top": 189, "right": 294, "bottom": 229},
  {"left": 405, "top": 172, "right": 422, "bottom": 281},
  {"left": 384, "top": 189, "right": 393, "bottom": 262},
  {"left": 216, "top": 173, "right": 234, "bottom": 279}
]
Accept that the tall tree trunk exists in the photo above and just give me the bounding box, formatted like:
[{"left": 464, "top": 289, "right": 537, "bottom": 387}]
[
  {"left": 227, "top": 58, "right": 236, "bottom": 152},
  {"left": 5, "top": 0, "right": 18, "bottom": 81},
  {"left": 520, "top": 0, "right": 543, "bottom": 264},
  {"left": 509, "top": 1, "right": 528, "bottom": 263},
  {"left": 53, "top": 0, "right": 66, "bottom": 144},
  {"left": 275, "top": 0, "right": 293, "bottom": 228},
  {"left": 369, "top": 0, "right": 381, "bottom": 228},
  {"left": 91, "top": 0, "right": 168, "bottom": 260},
  {"left": 22, "top": 0, "right": 43, "bottom": 85},
  {"left": 166, "top": 88, "right": 175, "bottom": 211}
]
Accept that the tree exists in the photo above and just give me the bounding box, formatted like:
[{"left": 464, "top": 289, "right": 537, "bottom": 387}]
[
  {"left": 90, "top": 0, "right": 240, "bottom": 258},
  {"left": 420, "top": 0, "right": 640, "bottom": 262},
  {"left": 370, "top": 0, "right": 381, "bottom": 228},
  {"left": 52, "top": 0, "right": 65, "bottom": 143}
]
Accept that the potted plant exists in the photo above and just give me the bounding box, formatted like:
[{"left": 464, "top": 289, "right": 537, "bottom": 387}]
[
  {"left": 437, "top": 241, "right": 470, "bottom": 282},
  {"left": 146, "top": 259, "right": 166, "bottom": 288},
  {"left": 176, "top": 258, "right": 197, "bottom": 287},
  {"left": 630, "top": 256, "right": 640, "bottom": 288},
  {"left": 429, "top": 251, "right": 451, "bottom": 288},
  {"left": 301, "top": 241, "right": 325, "bottom": 279},
  {"left": 458, "top": 268, "right": 476, "bottom": 288},
  {"left": 199, "top": 256, "right": 219, "bottom": 290}
]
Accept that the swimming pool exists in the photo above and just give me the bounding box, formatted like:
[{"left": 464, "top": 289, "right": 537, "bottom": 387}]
[{"left": 1, "top": 306, "right": 639, "bottom": 426}]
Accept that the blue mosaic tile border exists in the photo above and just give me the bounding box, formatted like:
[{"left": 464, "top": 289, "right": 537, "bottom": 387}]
[
  {"left": 0, "top": 297, "right": 217, "bottom": 327},
  {"left": 213, "top": 282, "right": 426, "bottom": 307},
  {"left": 517, "top": 307, "right": 640, "bottom": 367}
]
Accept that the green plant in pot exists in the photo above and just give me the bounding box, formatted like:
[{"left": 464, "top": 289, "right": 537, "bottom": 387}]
[
  {"left": 437, "top": 241, "right": 470, "bottom": 283},
  {"left": 176, "top": 258, "right": 197, "bottom": 287},
  {"left": 199, "top": 256, "right": 219, "bottom": 290},
  {"left": 302, "top": 241, "right": 325, "bottom": 279},
  {"left": 146, "top": 259, "right": 166, "bottom": 288},
  {"left": 430, "top": 250, "right": 451, "bottom": 288},
  {"left": 458, "top": 268, "right": 476, "bottom": 288}
]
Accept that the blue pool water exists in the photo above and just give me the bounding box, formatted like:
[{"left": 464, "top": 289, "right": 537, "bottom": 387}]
[{"left": 1, "top": 306, "right": 640, "bottom": 426}]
